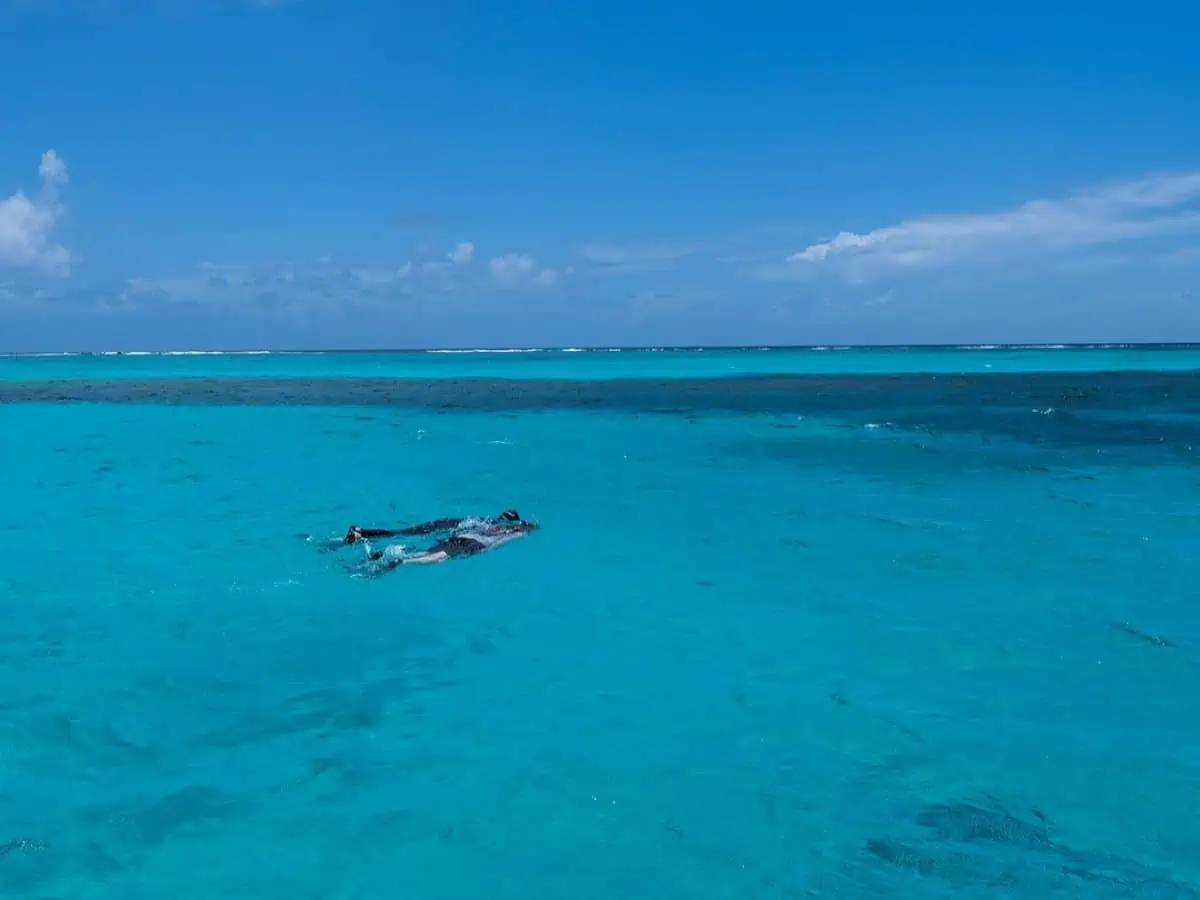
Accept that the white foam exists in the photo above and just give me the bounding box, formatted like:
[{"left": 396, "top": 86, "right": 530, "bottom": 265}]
[
  {"left": 427, "top": 348, "right": 543, "bottom": 354},
  {"left": 380, "top": 544, "right": 410, "bottom": 563},
  {"left": 455, "top": 516, "right": 492, "bottom": 531}
]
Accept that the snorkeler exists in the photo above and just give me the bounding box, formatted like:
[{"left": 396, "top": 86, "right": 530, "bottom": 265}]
[
  {"left": 343, "top": 509, "right": 523, "bottom": 545},
  {"left": 367, "top": 517, "right": 538, "bottom": 569},
  {"left": 347, "top": 516, "right": 538, "bottom": 575}
]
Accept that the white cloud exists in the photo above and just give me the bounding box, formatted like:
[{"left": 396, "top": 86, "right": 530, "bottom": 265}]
[
  {"left": 448, "top": 241, "right": 474, "bottom": 265},
  {"left": 0, "top": 149, "right": 72, "bottom": 277},
  {"left": 121, "top": 244, "right": 564, "bottom": 305},
  {"left": 626, "top": 286, "right": 722, "bottom": 315},
  {"left": 787, "top": 171, "right": 1200, "bottom": 279},
  {"left": 486, "top": 253, "right": 559, "bottom": 289},
  {"left": 581, "top": 240, "right": 709, "bottom": 274},
  {"left": 124, "top": 262, "right": 289, "bottom": 304},
  {"left": 124, "top": 259, "right": 426, "bottom": 306}
]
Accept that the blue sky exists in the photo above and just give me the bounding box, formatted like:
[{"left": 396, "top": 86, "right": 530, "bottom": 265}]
[{"left": 2, "top": 0, "right": 1199, "bottom": 350}]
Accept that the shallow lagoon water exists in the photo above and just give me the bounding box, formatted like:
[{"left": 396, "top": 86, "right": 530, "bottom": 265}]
[{"left": 2, "top": 347, "right": 1198, "bottom": 897}]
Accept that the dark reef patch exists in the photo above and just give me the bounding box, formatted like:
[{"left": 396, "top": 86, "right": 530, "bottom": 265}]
[
  {"left": 3, "top": 370, "right": 1200, "bottom": 455},
  {"left": 862, "top": 796, "right": 1200, "bottom": 896}
]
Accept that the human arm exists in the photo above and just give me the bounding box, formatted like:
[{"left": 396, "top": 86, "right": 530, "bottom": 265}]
[
  {"left": 399, "top": 551, "right": 450, "bottom": 564},
  {"left": 344, "top": 517, "right": 464, "bottom": 545},
  {"left": 344, "top": 526, "right": 403, "bottom": 544}
]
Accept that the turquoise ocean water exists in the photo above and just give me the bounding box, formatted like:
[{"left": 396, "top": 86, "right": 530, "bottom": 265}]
[{"left": 2, "top": 345, "right": 1199, "bottom": 898}]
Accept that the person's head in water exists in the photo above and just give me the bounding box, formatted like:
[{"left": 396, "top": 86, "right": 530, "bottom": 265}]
[
  {"left": 500, "top": 509, "right": 538, "bottom": 530},
  {"left": 344, "top": 526, "right": 364, "bottom": 544}
]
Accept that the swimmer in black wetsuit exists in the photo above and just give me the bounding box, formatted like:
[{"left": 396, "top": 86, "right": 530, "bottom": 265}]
[
  {"left": 362, "top": 517, "right": 539, "bottom": 571},
  {"left": 344, "top": 509, "right": 522, "bottom": 545}
]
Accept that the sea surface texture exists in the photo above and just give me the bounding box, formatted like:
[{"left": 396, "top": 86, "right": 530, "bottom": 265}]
[{"left": 2, "top": 345, "right": 1198, "bottom": 898}]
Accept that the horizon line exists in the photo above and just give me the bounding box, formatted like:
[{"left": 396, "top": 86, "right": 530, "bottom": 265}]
[{"left": 4, "top": 341, "right": 1200, "bottom": 358}]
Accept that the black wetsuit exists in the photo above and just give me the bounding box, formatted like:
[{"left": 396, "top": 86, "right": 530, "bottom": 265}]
[
  {"left": 347, "top": 512, "right": 520, "bottom": 545},
  {"left": 351, "top": 517, "right": 464, "bottom": 540},
  {"left": 366, "top": 533, "right": 490, "bottom": 566},
  {"left": 428, "top": 534, "right": 488, "bottom": 557}
]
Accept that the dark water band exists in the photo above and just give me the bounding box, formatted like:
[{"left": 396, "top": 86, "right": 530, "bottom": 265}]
[
  {"left": 4, "top": 372, "right": 1200, "bottom": 454},
  {"left": 2, "top": 370, "right": 1199, "bottom": 410}
]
